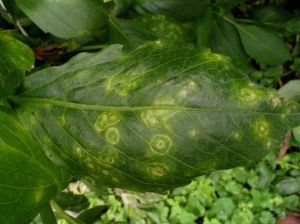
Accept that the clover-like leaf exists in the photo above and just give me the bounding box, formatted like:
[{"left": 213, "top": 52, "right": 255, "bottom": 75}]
[
  {"left": 14, "top": 41, "right": 300, "bottom": 193},
  {"left": 0, "top": 107, "right": 70, "bottom": 224},
  {"left": 0, "top": 33, "right": 34, "bottom": 98}
]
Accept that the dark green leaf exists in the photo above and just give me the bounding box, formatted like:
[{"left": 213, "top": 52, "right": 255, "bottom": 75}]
[
  {"left": 55, "top": 192, "right": 89, "bottom": 212},
  {"left": 233, "top": 22, "right": 290, "bottom": 65},
  {"left": 286, "top": 19, "right": 300, "bottom": 34},
  {"left": 263, "top": 66, "right": 283, "bottom": 78},
  {"left": 292, "top": 125, "right": 300, "bottom": 144},
  {"left": 278, "top": 80, "right": 300, "bottom": 101},
  {"left": 132, "top": 0, "right": 210, "bottom": 21},
  {"left": 77, "top": 205, "right": 109, "bottom": 223},
  {"left": 15, "top": 41, "right": 300, "bottom": 193},
  {"left": 0, "top": 107, "right": 70, "bottom": 224},
  {"left": 15, "top": 0, "right": 107, "bottom": 41},
  {"left": 196, "top": 8, "right": 213, "bottom": 48},
  {"left": 0, "top": 33, "right": 34, "bottom": 98},
  {"left": 209, "top": 17, "right": 250, "bottom": 70},
  {"left": 109, "top": 18, "right": 156, "bottom": 50},
  {"left": 251, "top": 5, "right": 291, "bottom": 24}
]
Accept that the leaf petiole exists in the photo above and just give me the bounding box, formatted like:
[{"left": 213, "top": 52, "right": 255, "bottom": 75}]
[{"left": 40, "top": 203, "right": 57, "bottom": 224}]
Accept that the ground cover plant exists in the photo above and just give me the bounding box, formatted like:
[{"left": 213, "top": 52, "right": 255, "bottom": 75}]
[{"left": 0, "top": 0, "right": 300, "bottom": 223}]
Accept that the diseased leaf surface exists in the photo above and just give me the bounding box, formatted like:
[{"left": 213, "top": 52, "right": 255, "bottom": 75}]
[
  {"left": 0, "top": 108, "right": 70, "bottom": 224},
  {"left": 0, "top": 33, "right": 34, "bottom": 98},
  {"left": 16, "top": 42, "right": 300, "bottom": 192}
]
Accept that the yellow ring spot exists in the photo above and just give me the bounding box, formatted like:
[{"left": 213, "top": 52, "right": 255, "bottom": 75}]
[
  {"left": 105, "top": 127, "right": 120, "bottom": 145},
  {"left": 254, "top": 120, "right": 269, "bottom": 137},
  {"left": 150, "top": 135, "right": 172, "bottom": 154},
  {"left": 149, "top": 163, "right": 169, "bottom": 177}
]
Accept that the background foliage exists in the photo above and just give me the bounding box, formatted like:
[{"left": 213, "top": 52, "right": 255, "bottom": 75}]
[{"left": 0, "top": 0, "right": 300, "bottom": 223}]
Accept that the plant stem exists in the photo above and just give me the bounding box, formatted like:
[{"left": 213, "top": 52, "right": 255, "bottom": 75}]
[
  {"left": 40, "top": 203, "right": 57, "bottom": 224},
  {"left": 50, "top": 200, "right": 83, "bottom": 224}
]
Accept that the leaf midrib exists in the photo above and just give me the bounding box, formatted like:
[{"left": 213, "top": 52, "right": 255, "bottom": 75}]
[{"left": 11, "top": 96, "right": 299, "bottom": 116}]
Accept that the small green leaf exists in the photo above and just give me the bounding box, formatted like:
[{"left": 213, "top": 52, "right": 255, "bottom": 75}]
[
  {"left": 211, "top": 197, "right": 235, "bottom": 221},
  {"left": 15, "top": 41, "right": 300, "bottom": 193},
  {"left": 275, "top": 177, "right": 300, "bottom": 195},
  {"left": 286, "top": 19, "right": 300, "bottom": 34},
  {"left": 77, "top": 205, "right": 109, "bottom": 223},
  {"left": 15, "top": 0, "right": 107, "bottom": 41},
  {"left": 292, "top": 125, "right": 300, "bottom": 145},
  {"left": 55, "top": 192, "right": 90, "bottom": 212},
  {"left": 0, "top": 33, "right": 34, "bottom": 98},
  {"left": 278, "top": 80, "right": 300, "bottom": 102},
  {"left": 0, "top": 107, "right": 70, "bottom": 224},
  {"left": 232, "top": 22, "right": 290, "bottom": 65}
]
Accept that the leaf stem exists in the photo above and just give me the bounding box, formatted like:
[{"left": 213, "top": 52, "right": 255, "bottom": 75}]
[
  {"left": 40, "top": 203, "right": 57, "bottom": 224},
  {"left": 235, "top": 18, "right": 285, "bottom": 28},
  {"left": 50, "top": 200, "right": 83, "bottom": 224},
  {"left": 80, "top": 44, "right": 108, "bottom": 51}
]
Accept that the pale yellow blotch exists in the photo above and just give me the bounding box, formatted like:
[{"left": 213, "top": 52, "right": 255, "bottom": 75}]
[
  {"left": 189, "top": 129, "right": 197, "bottom": 138},
  {"left": 232, "top": 131, "right": 242, "bottom": 141},
  {"left": 94, "top": 112, "right": 121, "bottom": 132},
  {"left": 94, "top": 113, "right": 109, "bottom": 132},
  {"left": 105, "top": 127, "right": 120, "bottom": 145},
  {"left": 150, "top": 135, "right": 172, "bottom": 154},
  {"left": 75, "top": 146, "right": 83, "bottom": 158},
  {"left": 58, "top": 116, "right": 65, "bottom": 126},
  {"left": 155, "top": 40, "right": 162, "bottom": 46},
  {"left": 141, "top": 110, "right": 159, "bottom": 127},
  {"left": 254, "top": 120, "right": 269, "bottom": 137},
  {"left": 268, "top": 91, "right": 281, "bottom": 107},
  {"left": 272, "top": 97, "right": 281, "bottom": 107},
  {"left": 105, "top": 78, "right": 113, "bottom": 93},
  {"left": 149, "top": 163, "right": 169, "bottom": 177},
  {"left": 98, "top": 145, "right": 119, "bottom": 166},
  {"left": 266, "top": 141, "right": 273, "bottom": 149},
  {"left": 87, "top": 163, "right": 95, "bottom": 169},
  {"left": 102, "top": 170, "right": 109, "bottom": 175},
  {"left": 178, "top": 89, "right": 188, "bottom": 98},
  {"left": 240, "top": 88, "right": 257, "bottom": 101},
  {"left": 112, "top": 177, "right": 119, "bottom": 183}
]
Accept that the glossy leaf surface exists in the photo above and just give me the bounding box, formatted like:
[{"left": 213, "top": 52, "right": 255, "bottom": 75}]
[
  {"left": 15, "top": 0, "right": 106, "bottom": 41},
  {"left": 0, "top": 108, "right": 70, "bottom": 224},
  {"left": 0, "top": 33, "right": 34, "bottom": 98},
  {"left": 15, "top": 42, "right": 300, "bottom": 192},
  {"left": 233, "top": 23, "right": 290, "bottom": 65}
]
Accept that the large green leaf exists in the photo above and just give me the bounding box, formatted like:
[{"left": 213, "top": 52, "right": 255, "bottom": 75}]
[
  {"left": 232, "top": 22, "right": 290, "bottom": 65},
  {"left": 14, "top": 41, "right": 300, "bottom": 193},
  {"left": 132, "top": 0, "right": 210, "bottom": 21},
  {"left": 0, "top": 107, "right": 70, "bottom": 224},
  {"left": 0, "top": 33, "right": 34, "bottom": 98},
  {"left": 15, "top": 0, "right": 106, "bottom": 41},
  {"left": 209, "top": 17, "right": 250, "bottom": 70}
]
